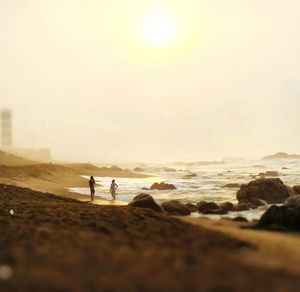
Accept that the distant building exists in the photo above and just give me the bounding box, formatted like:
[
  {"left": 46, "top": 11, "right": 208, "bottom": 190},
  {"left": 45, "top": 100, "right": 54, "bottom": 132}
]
[
  {"left": 0, "top": 109, "right": 52, "bottom": 162},
  {"left": 1, "top": 110, "right": 12, "bottom": 150}
]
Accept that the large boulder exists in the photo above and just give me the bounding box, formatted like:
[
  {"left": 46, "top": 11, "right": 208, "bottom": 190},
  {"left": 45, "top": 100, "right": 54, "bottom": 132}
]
[
  {"left": 285, "top": 195, "right": 300, "bottom": 207},
  {"left": 233, "top": 203, "right": 250, "bottom": 212},
  {"left": 237, "top": 178, "right": 293, "bottom": 204},
  {"left": 197, "top": 201, "right": 219, "bottom": 212},
  {"left": 185, "top": 203, "right": 198, "bottom": 212},
  {"left": 293, "top": 186, "right": 300, "bottom": 194},
  {"left": 256, "top": 205, "right": 300, "bottom": 230},
  {"left": 161, "top": 200, "right": 191, "bottom": 216},
  {"left": 219, "top": 202, "right": 234, "bottom": 211},
  {"left": 128, "top": 194, "right": 162, "bottom": 212},
  {"left": 150, "top": 182, "right": 177, "bottom": 190}
]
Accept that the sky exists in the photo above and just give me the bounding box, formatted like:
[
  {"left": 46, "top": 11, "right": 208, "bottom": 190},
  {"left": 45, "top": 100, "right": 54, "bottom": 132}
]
[{"left": 0, "top": 0, "right": 299, "bottom": 163}]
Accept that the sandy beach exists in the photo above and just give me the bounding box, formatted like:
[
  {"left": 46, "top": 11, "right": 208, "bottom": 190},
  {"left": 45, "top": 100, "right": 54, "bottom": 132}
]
[
  {"left": 0, "top": 157, "right": 300, "bottom": 291},
  {"left": 1, "top": 183, "right": 300, "bottom": 291}
]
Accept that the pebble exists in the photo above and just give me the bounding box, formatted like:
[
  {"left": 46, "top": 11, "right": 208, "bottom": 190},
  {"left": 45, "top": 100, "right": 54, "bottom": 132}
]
[{"left": 0, "top": 265, "right": 13, "bottom": 280}]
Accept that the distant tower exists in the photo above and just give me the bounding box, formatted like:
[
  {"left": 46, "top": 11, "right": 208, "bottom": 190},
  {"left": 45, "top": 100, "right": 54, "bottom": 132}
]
[{"left": 1, "top": 110, "right": 13, "bottom": 150}]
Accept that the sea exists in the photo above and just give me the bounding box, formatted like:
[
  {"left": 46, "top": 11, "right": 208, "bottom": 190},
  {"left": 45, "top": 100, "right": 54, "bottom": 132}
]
[{"left": 69, "top": 158, "right": 300, "bottom": 221}]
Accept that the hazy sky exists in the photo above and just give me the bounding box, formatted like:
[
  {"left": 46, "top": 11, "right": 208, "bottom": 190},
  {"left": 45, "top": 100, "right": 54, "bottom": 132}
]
[{"left": 0, "top": 0, "right": 299, "bottom": 163}]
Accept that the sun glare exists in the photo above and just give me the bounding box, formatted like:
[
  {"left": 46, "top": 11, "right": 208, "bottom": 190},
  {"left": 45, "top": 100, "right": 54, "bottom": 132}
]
[{"left": 138, "top": 10, "right": 177, "bottom": 46}]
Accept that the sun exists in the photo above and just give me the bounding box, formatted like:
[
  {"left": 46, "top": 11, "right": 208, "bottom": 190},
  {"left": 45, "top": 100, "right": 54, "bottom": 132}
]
[{"left": 138, "top": 9, "right": 178, "bottom": 47}]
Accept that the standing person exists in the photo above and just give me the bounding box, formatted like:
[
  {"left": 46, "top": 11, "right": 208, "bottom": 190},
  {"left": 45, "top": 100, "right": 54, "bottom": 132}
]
[
  {"left": 110, "top": 179, "right": 118, "bottom": 200},
  {"left": 89, "top": 176, "right": 96, "bottom": 202}
]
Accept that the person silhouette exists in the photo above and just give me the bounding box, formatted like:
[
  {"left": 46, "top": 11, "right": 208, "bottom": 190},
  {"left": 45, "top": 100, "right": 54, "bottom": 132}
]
[
  {"left": 89, "top": 176, "right": 96, "bottom": 201},
  {"left": 110, "top": 179, "right": 118, "bottom": 200}
]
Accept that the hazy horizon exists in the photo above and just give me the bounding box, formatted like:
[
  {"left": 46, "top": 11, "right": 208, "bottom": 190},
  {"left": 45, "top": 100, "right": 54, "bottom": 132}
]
[{"left": 1, "top": 0, "right": 299, "bottom": 163}]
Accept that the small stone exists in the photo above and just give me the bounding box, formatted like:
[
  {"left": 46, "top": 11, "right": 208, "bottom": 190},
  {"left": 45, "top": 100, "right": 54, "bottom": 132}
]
[{"left": 0, "top": 265, "right": 13, "bottom": 280}]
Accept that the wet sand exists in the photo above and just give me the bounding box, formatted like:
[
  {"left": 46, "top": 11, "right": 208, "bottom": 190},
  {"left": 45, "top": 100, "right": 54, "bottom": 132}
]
[{"left": 1, "top": 184, "right": 300, "bottom": 291}]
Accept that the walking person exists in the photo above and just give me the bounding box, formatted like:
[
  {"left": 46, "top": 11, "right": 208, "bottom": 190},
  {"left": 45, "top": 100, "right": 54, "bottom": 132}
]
[
  {"left": 110, "top": 179, "right": 118, "bottom": 200},
  {"left": 89, "top": 176, "right": 96, "bottom": 202}
]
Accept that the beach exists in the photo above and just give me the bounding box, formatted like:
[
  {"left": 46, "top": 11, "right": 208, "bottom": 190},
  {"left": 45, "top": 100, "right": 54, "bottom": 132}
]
[
  {"left": 1, "top": 156, "right": 300, "bottom": 291},
  {"left": 2, "top": 183, "right": 300, "bottom": 291}
]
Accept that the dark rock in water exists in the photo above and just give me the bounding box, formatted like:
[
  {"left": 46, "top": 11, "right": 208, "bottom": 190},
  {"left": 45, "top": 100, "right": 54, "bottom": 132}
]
[
  {"left": 202, "top": 208, "right": 228, "bottom": 215},
  {"left": 250, "top": 198, "right": 268, "bottom": 207},
  {"left": 293, "top": 186, "right": 300, "bottom": 194},
  {"left": 263, "top": 152, "right": 300, "bottom": 160},
  {"left": 150, "top": 182, "right": 177, "bottom": 190},
  {"left": 233, "top": 203, "right": 250, "bottom": 212},
  {"left": 237, "top": 178, "right": 293, "bottom": 204},
  {"left": 258, "top": 171, "right": 279, "bottom": 178},
  {"left": 223, "top": 183, "right": 240, "bottom": 188},
  {"left": 161, "top": 200, "right": 191, "bottom": 216},
  {"left": 182, "top": 173, "right": 197, "bottom": 179},
  {"left": 197, "top": 201, "right": 219, "bottom": 212},
  {"left": 219, "top": 202, "right": 234, "bottom": 211},
  {"left": 285, "top": 195, "right": 300, "bottom": 207},
  {"left": 185, "top": 203, "right": 198, "bottom": 212},
  {"left": 256, "top": 205, "right": 300, "bottom": 230},
  {"left": 282, "top": 167, "right": 289, "bottom": 170},
  {"left": 232, "top": 217, "right": 248, "bottom": 222},
  {"left": 128, "top": 194, "right": 162, "bottom": 212},
  {"left": 163, "top": 167, "right": 177, "bottom": 172}
]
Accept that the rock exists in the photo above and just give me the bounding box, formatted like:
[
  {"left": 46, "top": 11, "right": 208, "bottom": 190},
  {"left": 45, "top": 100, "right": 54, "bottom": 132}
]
[
  {"left": 163, "top": 167, "right": 177, "bottom": 172},
  {"left": 223, "top": 183, "right": 241, "bottom": 188},
  {"left": 161, "top": 200, "right": 191, "bottom": 216},
  {"left": 258, "top": 171, "right": 279, "bottom": 177},
  {"left": 219, "top": 202, "right": 234, "bottom": 211},
  {"left": 250, "top": 198, "right": 268, "bottom": 207},
  {"left": 232, "top": 217, "right": 248, "bottom": 222},
  {"left": 202, "top": 208, "right": 228, "bottom": 215},
  {"left": 237, "top": 178, "right": 293, "bottom": 204},
  {"left": 134, "top": 167, "right": 144, "bottom": 172},
  {"left": 128, "top": 194, "right": 162, "bottom": 212},
  {"left": 197, "top": 201, "right": 219, "bottom": 212},
  {"left": 150, "top": 182, "right": 177, "bottom": 190},
  {"left": 282, "top": 167, "right": 289, "bottom": 170},
  {"left": 233, "top": 203, "right": 250, "bottom": 212},
  {"left": 284, "top": 195, "right": 300, "bottom": 207},
  {"left": 293, "top": 186, "right": 300, "bottom": 194},
  {"left": 185, "top": 203, "right": 198, "bottom": 212},
  {"left": 263, "top": 152, "right": 300, "bottom": 160},
  {"left": 182, "top": 173, "right": 197, "bottom": 179},
  {"left": 256, "top": 205, "right": 300, "bottom": 230}
]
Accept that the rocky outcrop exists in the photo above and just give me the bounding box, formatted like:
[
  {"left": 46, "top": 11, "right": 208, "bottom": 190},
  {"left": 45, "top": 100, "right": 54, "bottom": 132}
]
[
  {"left": 258, "top": 171, "right": 279, "bottom": 177},
  {"left": 197, "top": 201, "right": 219, "bottom": 212},
  {"left": 237, "top": 178, "right": 293, "bottom": 204},
  {"left": 219, "top": 202, "right": 234, "bottom": 211},
  {"left": 161, "top": 200, "right": 191, "bottom": 216},
  {"left": 128, "top": 194, "right": 162, "bottom": 212},
  {"left": 284, "top": 195, "right": 300, "bottom": 207},
  {"left": 182, "top": 173, "right": 197, "bottom": 179},
  {"left": 256, "top": 205, "right": 300, "bottom": 230},
  {"left": 293, "top": 186, "right": 300, "bottom": 194},
  {"left": 150, "top": 182, "right": 177, "bottom": 190},
  {"left": 233, "top": 203, "right": 250, "bottom": 212},
  {"left": 185, "top": 203, "right": 198, "bottom": 212},
  {"left": 263, "top": 152, "right": 300, "bottom": 160},
  {"left": 250, "top": 198, "right": 268, "bottom": 207}
]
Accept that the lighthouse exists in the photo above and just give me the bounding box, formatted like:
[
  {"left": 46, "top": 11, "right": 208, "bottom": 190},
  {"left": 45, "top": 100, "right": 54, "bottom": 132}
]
[{"left": 1, "top": 110, "right": 12, "bottom": 150}]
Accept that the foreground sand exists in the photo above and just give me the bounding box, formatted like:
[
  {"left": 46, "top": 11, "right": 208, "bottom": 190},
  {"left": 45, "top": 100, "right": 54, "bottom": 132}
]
[{"left": 1, "top": 184, "right": 300, "bottom": 291}]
